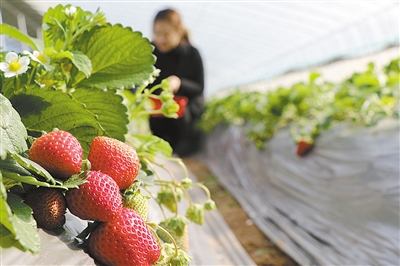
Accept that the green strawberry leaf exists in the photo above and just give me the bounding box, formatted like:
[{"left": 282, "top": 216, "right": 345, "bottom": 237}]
[
  {"left": 72, "top": 24, "right": 156, "bottom": 89},
  {"left": 70, "top": 50, "right": 92, "bottom": 78},
  {"left": 1, "top": 171, "right": 67, "bottom": 189},
  {"left": 0, "top": 172, "right": 13, "bottom": 233},
  {"left": 10, "top": 154, "right": 59, "bottom": 185},
  {"left": 9, "top": 86, "right": 128, "bottom": 155},
  {"left": 186, "top": 204, "right": 204, "bottom": 225},
  {"left": 0, "top": 94, "right": 28, "bottom": 159},
  {"left": 70, "top": 87, "right": 129, "bottom": 146},
  {"left": 6, "top": 192, "right": 40, "bottom": 254},
  {"left": 0, "top": 72, "right": 17, "bottom": 99},
  {"left": 0, "top": 155, "right": 32, "bottom": 176},
  {"left": 0, "top": 24, "right": 43, "bottom": 51},
  {"left": 46, "top": 49, "right": 74, "bottom": 61}
]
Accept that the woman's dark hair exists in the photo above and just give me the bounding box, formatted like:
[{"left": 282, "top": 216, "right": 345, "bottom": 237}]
[{"left": 154, "top": 8, "right": 190, "bottom": 44}]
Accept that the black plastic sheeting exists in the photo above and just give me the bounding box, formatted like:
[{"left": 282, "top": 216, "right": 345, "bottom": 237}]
[
  {"left": 1, "top": 159, "right": 255, "bottom": 266},
  {"left": 200, "top": 118, "right": 400, "bottom": 265}
]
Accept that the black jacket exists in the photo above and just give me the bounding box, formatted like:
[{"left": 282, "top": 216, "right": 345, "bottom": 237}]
[{"left": 152, "top": 40, "right": 205, "bottom": 119}]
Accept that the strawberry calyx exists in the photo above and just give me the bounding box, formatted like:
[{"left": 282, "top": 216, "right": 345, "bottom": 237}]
[
  {"left": 185, "top": 204, "right": 204, "bottom": 225},
  {"left": 147, "top": 220, "right": 193, "bottom": 264},
  {"left": 62, "top": 170, "right": 89, "bottom": 188},
  {"left": 122, "top": 180, "right": 150, "bottom": 221},
  {"left": 154, "top": 243, "right": 193, "bottom": 266}
]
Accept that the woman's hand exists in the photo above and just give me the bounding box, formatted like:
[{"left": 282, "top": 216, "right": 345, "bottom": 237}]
[{"left": 168, "top": 75, "right": 181, "bottom": 94}]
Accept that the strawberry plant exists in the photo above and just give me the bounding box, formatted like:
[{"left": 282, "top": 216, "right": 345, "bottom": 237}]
[
  {"left": 0, "top": 4, "right": 216, "bottom": 265},
  {"left": 200, "top": 59, "right": 400, "bottom": 153}
]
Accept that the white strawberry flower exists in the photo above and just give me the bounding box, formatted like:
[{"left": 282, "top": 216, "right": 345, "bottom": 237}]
[
  {"left": 0, "top": 52, "right": 30, "bottom": 78},
  {"left": 64, "top": 5, "right": 77, "bottom": 18},
  {"left": 23, "top": 50, "right": 53, "bottom": 71}
]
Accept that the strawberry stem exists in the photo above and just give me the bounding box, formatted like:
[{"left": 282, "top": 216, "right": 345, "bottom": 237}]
[
  {"left": 152, "top": 180, "right": 193, "bottom": 208},
  {"left": 146, "top": 222, "right": 162, "bottom": 246},
  {"left": 143, "top": 158, "right": 163, "bottom": 181},
  {"left": 193, "top": 182, "right": 212, "bottom": 200},
  {"left": 167, "top": 157, "right": 189, "bottom": 179},
  {"left": 143, "top": 185, "right": 168, "bottom": 220},
  {"left": 160, "top": 167, "right": 193, "bottom": 207},
  {"left": 178, "top": 183, "right": 193, "bottom": 207},
  {"left": 149, "top": 223, "right": 180, "bottom": 257},
  {"left": 161, "top": 165, "right": 178, "bottom": 183}
]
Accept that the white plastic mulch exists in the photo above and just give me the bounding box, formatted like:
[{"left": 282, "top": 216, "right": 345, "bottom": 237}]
[{"left": 200, "top": 118, "right": 399, "bottom": 265}]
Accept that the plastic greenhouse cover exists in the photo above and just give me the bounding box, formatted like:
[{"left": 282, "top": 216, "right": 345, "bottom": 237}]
[
  {"left": 1, "top": 159, "right": 255, "bottom": 266},
  {"left": 200, "top": 118, "right": 400, "bottom": 265}
]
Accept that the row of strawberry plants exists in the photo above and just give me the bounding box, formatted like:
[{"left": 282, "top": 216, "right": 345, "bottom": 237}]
[
  {"left": 199, "top": 58, "right": 399, "bottom": 153},
  {"left": 0, "top": 4, "right": 215, "bottom": 266}
]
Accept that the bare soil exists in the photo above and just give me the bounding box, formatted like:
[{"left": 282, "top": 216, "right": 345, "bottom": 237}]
[{"left": 183, "top": 158, "right": 298, "bottom": 266}]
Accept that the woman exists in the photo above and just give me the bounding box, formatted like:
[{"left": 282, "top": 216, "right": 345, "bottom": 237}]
[{"left": 150, "top": 8, "right": 205, "bottom": 157}]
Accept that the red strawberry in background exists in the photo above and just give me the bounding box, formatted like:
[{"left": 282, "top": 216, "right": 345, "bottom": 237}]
[
  {"left": 29, "top": 130, "right": 82, "bottom": 180},
  {"left": 88, "top": 136, "right": 140, "bottom": 190},
  {"left": 65, "top": 171, "right": 122, "bottom": 222},
  {"left": 88, "top": 207, "right": 161, "bottom": 266},
  {"left": 296, "top": 140, "right": 313, "bottom": 157}
]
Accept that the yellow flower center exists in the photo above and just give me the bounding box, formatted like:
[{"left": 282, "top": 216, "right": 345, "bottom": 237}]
[
  {"left": 37, "top": 54, "right": 47, "bottom": 63},
  {"left": 9, "top": 60, "right": 21, "bottom": 72}
]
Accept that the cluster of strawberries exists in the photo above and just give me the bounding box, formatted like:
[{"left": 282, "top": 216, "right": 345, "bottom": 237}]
[{"left": 25, "top": 130, "right": 161, "bottom": 266}]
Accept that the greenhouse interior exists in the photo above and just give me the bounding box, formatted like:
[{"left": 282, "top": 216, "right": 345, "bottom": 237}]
[{"left": 0, "top": 1, "right": 399, "bottom": 265}]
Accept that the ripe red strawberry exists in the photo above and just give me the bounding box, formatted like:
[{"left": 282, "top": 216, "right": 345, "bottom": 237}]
[
  {"left": 296, "top": 140, "right": 313, "bottom": 157},
  {"left": 29, "top": 130, "right": 82, "bottom": 180},
  {"left": 88, "top": 207, "right": 161, "bottom": 266},
  {"left": 24, "top": 187, "right": 67, "bottom": 230},
  {"left": 88, "top": 136, "right": 140, "bottom": 190},
  {"left": 65, "top": 171, "right": 122, "bottom": 222}
]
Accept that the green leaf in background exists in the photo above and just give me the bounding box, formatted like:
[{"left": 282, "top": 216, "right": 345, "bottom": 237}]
[
  {"left": 9, "top": 86, "right": 128, "bottom": 155},
  {"left": 42, "top": 4, "right": 68, "bottom": 50},
  {"left": 0, "top": 24, "right": 44, "bottom": 51},
  {"left": 6, "top": 193, "right": 40, "bottom": 254},
  {"left": 42, "top": 4, "right": 106, "bottom": 51},
  {"left": 73, "top": 24, "right": 156, "bottom": 89},
  {"left": 126, "top": 134, "right": 173, "bottom": 158},
  {"left": 201, "top": 58, "right": 399, "bottom": 148},
  {"left": 353, "top": 73, "right": 380, "bottom": 88},
  {"left": 0, "top": 94, "right": 28, "bottom": 159}
]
